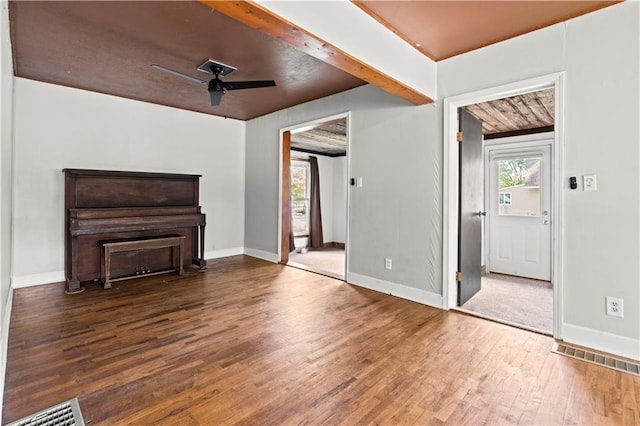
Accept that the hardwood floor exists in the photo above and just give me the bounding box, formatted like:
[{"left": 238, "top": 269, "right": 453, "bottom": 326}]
[{"left": 4, "top": 255, "right": 639, "bottom": 425}]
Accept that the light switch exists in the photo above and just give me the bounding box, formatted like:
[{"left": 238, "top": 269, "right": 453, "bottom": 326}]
[
  {"left": 356, "top": 177, "right": 363, "bottom": 188},
  {"left": 583, "top": 175, "right": 597, "bottom": 191}
]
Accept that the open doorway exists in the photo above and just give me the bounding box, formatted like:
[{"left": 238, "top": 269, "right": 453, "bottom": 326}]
[
  {"left": 280, "top": 115, "right": 349, "bottom": 280},
  {"left": 445, "top": 79, "right": 562, "bottom": 336},
  {"left": 464, "top": 132, "right": 554, "bottom": 334}
]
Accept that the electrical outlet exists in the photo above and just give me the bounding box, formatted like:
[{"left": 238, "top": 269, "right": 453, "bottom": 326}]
[
  {"left": 606, "top": 296, "right": 624, "bottom": 317},
  {"left": 384, "top": 258, "right": 392, "bottom": 270}
]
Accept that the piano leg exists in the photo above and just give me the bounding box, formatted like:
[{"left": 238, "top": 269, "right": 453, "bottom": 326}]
[
  {"left": 65, "top": 278, "right": 85, "bottom": 294},
  {"left": 65, "top": 238, "right": 85, "bottom": 294},
  {"left": 195, "top": 224, "right": 207, "bottom": 270}
]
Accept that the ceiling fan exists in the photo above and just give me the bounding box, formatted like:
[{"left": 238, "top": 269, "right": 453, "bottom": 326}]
[{"left": 151, "top": 59, "right": 276, "bottom": 106}]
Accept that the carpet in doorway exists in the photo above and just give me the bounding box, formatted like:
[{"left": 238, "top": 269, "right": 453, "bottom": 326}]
[
  {"left": 288, "top": 247, "right": 345, "bottom": 278},
  {"left": 462, "top": 273, "right": 553, "bottom": 334}
]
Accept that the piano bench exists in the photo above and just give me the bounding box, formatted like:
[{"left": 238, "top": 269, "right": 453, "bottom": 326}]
[{"left": 100, "top": 235, "right": 186, "bottom": 289}]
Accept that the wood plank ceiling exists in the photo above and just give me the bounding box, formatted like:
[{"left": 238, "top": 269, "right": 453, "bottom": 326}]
[
  {"left": 291, "top": 120, "right": 347, "bottom": 157},
  {"left": 465, "top": 88, "right": 555, "bottom": 138}
]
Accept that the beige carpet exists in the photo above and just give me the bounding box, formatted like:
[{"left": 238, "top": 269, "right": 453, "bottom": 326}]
[
  {"left": 461, "top": 273, "right": 553, "bottom": 334},
  {"left": 288, "top": 247, "right": 345, "bottom": 279}
]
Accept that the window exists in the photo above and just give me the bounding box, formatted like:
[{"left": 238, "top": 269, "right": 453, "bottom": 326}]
[
  {"left": 291, "top": 160, "right": 310, "bottom": 236},
  {"left": 497, "top": 157, "right": 541, "bottom": 216},
  {"left": 499, "top": 193, "right": 512, "bottom": 205}
]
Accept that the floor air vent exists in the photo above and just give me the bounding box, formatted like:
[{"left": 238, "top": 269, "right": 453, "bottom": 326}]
[
  {"left": 6, "top": 398, "right": 85, "bottom": 426},
  {"left": 553, "top": 342, "right": 640, "bottom": 376}
]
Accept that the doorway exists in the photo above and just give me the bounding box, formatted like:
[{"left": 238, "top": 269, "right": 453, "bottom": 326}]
[
  {"left": 443, "top": 74, "right": 564, "bottom": 337},
  {"left": 462, "top": 137, "right": 554, "bottom": 333},
  {"left": 279, "top": 114, "right": 349, "bottom": 280}
]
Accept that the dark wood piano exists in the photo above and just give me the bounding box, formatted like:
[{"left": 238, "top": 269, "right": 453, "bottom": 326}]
[{"left": 64, "top": 169, "right": 206, "bottom": 293}]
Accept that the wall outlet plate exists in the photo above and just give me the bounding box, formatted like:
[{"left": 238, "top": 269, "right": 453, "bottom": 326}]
[
  {"left": 384, "top": 258, "right": 392, "bottom": 270},
  {"left": 606, "top": 296, "right": 624, "bottom": 317}
]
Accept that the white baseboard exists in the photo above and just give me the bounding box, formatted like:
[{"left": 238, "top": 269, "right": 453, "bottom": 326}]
[
  {"left": 346, "top": 272, "right": 443, "bottom": 309},
  {"left": 243, "top": 248, "right": 278, "bottom": 263},
  {"left": 11, "top": 247, "right": 246, "bottom": 287},
  {"left": 562, "top": 322, "right": 640, "bottom": 361},
  {"left": 12, "top": 271, "right": 65, "bottom": 288},
  {"left": 204, "top": 247, "right": 244, "bottom": 261},
  {"left": 0, "top": 285, "right": 14, "bottom": 419}
]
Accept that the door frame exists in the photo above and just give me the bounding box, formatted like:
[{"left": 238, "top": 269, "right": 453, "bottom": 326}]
[
  {"left": 484, "top": 138, "right": 552, "bottom": 279},
  {"left": 277, "top": 112, "right": 351, "bottom": 279},
  {"left": 442, "top": 73, "right": 565, "bottom": 338}
]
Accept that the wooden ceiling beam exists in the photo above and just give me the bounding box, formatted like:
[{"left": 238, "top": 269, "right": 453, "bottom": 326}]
[{"left": 199, "top": 0, "right": 433, "bottom": 106}]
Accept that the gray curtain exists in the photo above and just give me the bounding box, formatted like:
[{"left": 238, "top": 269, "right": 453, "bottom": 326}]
[{"left": 308, "top": 156, "right": 324, "bottom": 248}]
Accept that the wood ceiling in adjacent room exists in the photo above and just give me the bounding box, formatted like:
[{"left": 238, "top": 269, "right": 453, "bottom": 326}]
[
  {"left": 291, "top": 120, "right": 347, "bottom": 157},
  {"left": 465, "top": 88, "right": 555, "bottom": 137}
]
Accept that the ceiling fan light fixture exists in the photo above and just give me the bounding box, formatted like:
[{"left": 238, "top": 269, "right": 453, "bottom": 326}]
[
  {"left": 152, "top": 59, "right": 275, "bottom": 107},
  {"left": 197, "top": 59, "right": 237, "bottom": 77}
]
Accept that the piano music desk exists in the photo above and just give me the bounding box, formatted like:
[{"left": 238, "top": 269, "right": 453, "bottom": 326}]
[{"left": 100, "top": 235, "right": 186, "bottom": 289}]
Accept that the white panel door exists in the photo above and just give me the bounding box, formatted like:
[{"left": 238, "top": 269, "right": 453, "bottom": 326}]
[{"left": 489, "top": 145, "right": 551, "bottom": 281}]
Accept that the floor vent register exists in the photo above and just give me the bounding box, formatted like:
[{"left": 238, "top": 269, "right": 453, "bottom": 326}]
[
  {"left": 6, "top": 398, "right": 85, "bottom": 426},
  {"left": 553, "top": 342, "right": 640, "bottom": 376}
]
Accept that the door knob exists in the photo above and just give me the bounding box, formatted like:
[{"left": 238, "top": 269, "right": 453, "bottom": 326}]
[
  {"left": 543, "top": 220, "right": 550, "bottom": 225},
  {"left": 476, "top": 211, "right": 487, "bottom": 216}
]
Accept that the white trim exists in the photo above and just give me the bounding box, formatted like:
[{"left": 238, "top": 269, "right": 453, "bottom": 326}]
[
  {"left": 442, "top": 72, "right": 565, "bottom": 339},
  {"left": 243, "top": 248, "right": 278, "bottom": 263},
  {"left": 11, "top": 270, "right": 65, "bottom": 288},
  {"left": 11, "top": 249, "right": 247, "bottom": 287},
  {"left": 279, "top": 112, "right": 353, "bottom": 138},
  {"left": 204, "top": 247, "right": 244, "bottom": 261},
  {"left": 0, "top": 285, "right": 14, "bottom": 419},
  {"left": 344, "top": 113, "right": 352, "bottom": 280},
  {"left": 484, "top": 131, "right": 555, "bottom": 147},
  {"left": 278, "top": 111, "right": 352, "bottom": 281},
  {"left": 562, "top": 323, "right": 640, "bottom": 361},
  {"left": 347, "top": 272, "right": 443, "bottom": 309}
]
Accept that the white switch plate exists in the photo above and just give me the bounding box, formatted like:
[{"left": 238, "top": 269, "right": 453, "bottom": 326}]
[
  {"left": 384, "top": 258, "right": 392, "bottom": 270},
  {"left": 356, "top": 177, "right": 363, "bottom": 188},
  {"left": 583, "top": 175, "right": 597, "bottom": 191}
]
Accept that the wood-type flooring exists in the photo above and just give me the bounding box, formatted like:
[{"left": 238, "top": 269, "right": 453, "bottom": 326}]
[{"left": 4, "top": 255, "right": 639, "bottom": 424}]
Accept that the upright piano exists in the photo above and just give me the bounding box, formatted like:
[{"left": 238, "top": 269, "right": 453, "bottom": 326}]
[{"left": 64, "top": 169, "right": 206, "bottom": 293}]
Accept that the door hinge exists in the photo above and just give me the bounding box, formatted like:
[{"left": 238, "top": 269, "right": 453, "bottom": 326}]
[
  {"left": 456, "top": 131, "right": 463, "bottom": 142},
  {"left": 455, "top": 271, "right": 462, "bottom": 282}
]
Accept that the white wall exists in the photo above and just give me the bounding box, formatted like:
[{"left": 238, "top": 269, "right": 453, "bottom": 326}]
[
  {"left": 316, "top": 154, "right": 334, "bottom": 244},
  {"left": 0, "top": 0, "right": 13, "bottom": 299},
  {"left": 332, "top": 156, "right": 347, "bottom": 243},
  {"left": 11, "top": 78, "right": 246, "bottom": 284},
  {"left": 0, "top": 0, "right": 15, "bottom": 415},
  {"left": 439, "top": 2, "right": 639, "bottom": 356},
  {"left": 246, "top": 85, "right": 443, "bottom": 304}
]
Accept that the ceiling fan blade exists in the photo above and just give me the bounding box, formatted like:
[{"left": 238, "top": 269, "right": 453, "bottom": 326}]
[
  {"left": 209, "top": 90, "right": 224, "bottom": 106},
  {"left": 151, "top": 64, "right": 207, "bottom": 85},
  {"left": 224, "top": 80, "right": 276, "bottom": 91}
]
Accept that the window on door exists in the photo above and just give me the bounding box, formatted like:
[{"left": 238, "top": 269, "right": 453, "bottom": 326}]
[
  {"left": 498, "top": 157, "right": 541, "bottom": 216},
  {"left": 291, "top": 160, "right": 310, "bottom": 236}
]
